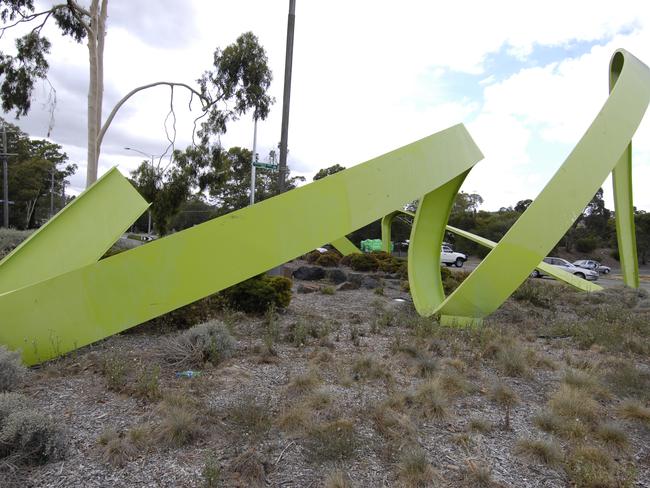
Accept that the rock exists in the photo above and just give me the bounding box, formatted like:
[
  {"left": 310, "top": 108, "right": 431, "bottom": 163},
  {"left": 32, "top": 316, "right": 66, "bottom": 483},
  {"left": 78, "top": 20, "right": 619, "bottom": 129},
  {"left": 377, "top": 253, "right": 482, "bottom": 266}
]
[
  {"left": 337, "top": 281, "right": 360, "bottom": 291},
  {"left": 347, "top": 272, "right": 365, "bottom": 286},
  {"left": 361, "top": 276, "right": 382, "bottom": 289},
  {"left": 297, "top": 283, "right": 320, "bottom": 294},
  {"left": 292, "top": 266, "right": 326, "bottom": 281},
  {"left": 384, "top": 279, "right": 402, "bottom": 290},
  {"left": 326, "top": 269, "right": 347, "bottom": 284}
]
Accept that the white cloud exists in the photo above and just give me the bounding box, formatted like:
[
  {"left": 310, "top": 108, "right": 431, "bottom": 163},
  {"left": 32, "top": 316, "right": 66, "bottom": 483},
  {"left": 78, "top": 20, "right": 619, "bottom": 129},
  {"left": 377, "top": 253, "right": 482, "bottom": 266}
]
[{"left": 1, "top": 0, "right": 649, "bottom": 214}]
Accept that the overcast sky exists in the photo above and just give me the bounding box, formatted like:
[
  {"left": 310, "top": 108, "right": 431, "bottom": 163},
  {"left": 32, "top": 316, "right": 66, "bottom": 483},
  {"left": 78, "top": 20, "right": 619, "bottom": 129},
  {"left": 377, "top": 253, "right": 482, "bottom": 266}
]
[{"left": 1, "top": 0, "right": 649, "bottom": 211}]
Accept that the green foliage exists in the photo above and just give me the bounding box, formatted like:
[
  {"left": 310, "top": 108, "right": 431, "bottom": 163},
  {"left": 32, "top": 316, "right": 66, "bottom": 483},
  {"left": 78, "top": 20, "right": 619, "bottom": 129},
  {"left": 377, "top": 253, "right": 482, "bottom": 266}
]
[
  {"left": 315, "top": 250, "right": 341, "bottom": 267},
  {"left": 0, "top": 118, "right": 76, "bottom": 229},
  {"left": 222, "top": 275, "right": 292, "bottom": 314},
  {"left": 306, "top": 419, "right": 356, "bottom": 461},
  {"left": 0, "top": 345, "right": 25, "bottom": 392},
  {"left": 575, "top": 236, "right": 598, "bottom": 253},
  {"left": 313, "top": 164, "right": 346, "bottom": 181},
  {"left": 340, "top": 253, "right": 379, "bottom": 271}
]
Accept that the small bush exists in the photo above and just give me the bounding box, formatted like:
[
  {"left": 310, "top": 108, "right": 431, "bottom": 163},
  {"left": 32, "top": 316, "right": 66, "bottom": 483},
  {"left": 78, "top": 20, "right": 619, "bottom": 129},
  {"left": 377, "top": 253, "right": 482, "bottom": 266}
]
[
  {"left": 324, "top": 470, "right": 353, "bottom": 488},
  {"left": 159, "top": 320, "right": 236, "bottom": 368},
  {"left": 515, "top": 438, "right": 563, "bottom": 465},
  {"left": 618, "top": 399, "right": 650, "bottom": 423},
  {"left": 489, "top": 382, "right": 519, "bottom": 429},
  {"left": 226, "top": 396, "right": 271, "bottom": 437},
  {"left": 397, "top": 448, "right": 438, "bottom": 487},
  {"left": 468, "top": 417, "right": 493, "bottom": 434},
  {"left": 288, "top": 370, "right": 321, "bottom": 395},
  {"left": 201, "top": 452, "right": 222, "bottom": 488},
  {"left": 461, "top": 459, "right": 494, "bottom": 488},
  {"left": 306, "top": 419, "right": 356, "bottom": 461},
  {"left": 605, "top": 361, "right": 650, "bottom": 400},
  {"left": 0, "top": 346, "right": 26, "bottom": 392},
  {"left": 316, "top": 251, "right": 342, "bottom": 267},
  {"left": 575, "top": 236, "right": 598, "bottom": 253},
  {"left": 0, "top": 408, "right": 66, "bottom": 465},
  {"left": 352, "top": 356, "right": 391, "bottom": 381},
  {"left": 340, "top": 253, "right": 379, "bottom": 272},
  {"left": 222, "top": 275, "right": 292, "bottom": 314},
  {"left": 566, "top": 446, "right": 630, "bottom": 488},
  {"left": 101, "top": 353, "right": 128, "bottom": 392},
  {"left": 595, "top": 423, "right": 628, "bottom": 449},
  {"left": 152, "top": 395, "right": 205, "bottom": 447},
  {"left": 98, "top": 429, "right": 137, "bottom": 467},
  {"left": 227, "top": 449, "right": 266, "bottom": 487},
  {"left": 549, "top": 385, "right": 600, "bottom": 425},
  {"left": 413, "top": 379, "right": 448, "bottom": 419}
]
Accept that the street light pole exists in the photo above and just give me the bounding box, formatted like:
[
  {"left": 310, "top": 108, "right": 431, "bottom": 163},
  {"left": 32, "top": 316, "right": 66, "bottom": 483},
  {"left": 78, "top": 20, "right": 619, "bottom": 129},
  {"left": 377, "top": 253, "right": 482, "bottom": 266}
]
[
  {"left": 125, "top": 147, "right": 157, "bottom": 234},
  {"left": 250, "top": 117, "right": 258, "bottom": 206}
]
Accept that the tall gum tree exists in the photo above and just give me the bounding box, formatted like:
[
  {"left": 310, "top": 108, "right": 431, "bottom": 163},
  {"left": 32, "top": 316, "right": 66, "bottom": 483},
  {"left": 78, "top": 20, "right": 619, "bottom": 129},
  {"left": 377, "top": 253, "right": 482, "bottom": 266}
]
[{"left": 0, "top": 1, "right": 273, "bottom": 188}]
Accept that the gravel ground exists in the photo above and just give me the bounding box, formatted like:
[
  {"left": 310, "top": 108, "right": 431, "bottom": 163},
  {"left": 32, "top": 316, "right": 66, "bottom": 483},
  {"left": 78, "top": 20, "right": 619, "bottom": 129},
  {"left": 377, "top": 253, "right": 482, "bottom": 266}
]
[{"left": 5, "top": 270, "right": 650, "bottom": 488}]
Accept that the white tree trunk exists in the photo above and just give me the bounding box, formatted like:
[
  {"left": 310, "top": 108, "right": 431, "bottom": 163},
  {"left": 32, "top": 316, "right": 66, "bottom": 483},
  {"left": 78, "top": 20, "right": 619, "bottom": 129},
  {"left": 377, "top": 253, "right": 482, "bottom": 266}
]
[{"left": 84, "top": 0, "right": 107, "bottom": 188}]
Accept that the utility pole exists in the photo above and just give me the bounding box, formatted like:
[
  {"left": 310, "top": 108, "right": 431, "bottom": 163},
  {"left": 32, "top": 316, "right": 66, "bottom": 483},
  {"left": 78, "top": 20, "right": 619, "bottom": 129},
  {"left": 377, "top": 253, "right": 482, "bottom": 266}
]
[
  {"left": 49, "top": 168, "right": 55, "bottom": 219},
  {"left": 1, "top": 123, "right": 17, "bottom": 228},
  {"left": 278, "top": 0, "right": 296, "bottom": 194},
  {"left": 250, "top": 117, "right": 258, "bottom": 206},
  {"left": 2, "top": 123, "right": 8, "bottom": 228}
]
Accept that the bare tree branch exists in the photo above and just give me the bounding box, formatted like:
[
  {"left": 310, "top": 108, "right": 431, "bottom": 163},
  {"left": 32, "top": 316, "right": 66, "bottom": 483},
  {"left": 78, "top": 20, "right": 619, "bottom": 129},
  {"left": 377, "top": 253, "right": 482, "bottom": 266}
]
[{"left": 97, "top": 81, "right": 212, "bottom": 151}]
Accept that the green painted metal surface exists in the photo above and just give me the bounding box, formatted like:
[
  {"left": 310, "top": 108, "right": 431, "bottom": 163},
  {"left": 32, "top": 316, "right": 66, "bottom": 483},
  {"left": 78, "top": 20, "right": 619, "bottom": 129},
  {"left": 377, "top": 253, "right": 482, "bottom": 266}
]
[
  {"left": 1, "top": 125, "right": 482, "bottom": 365},
  {"left": 380, "top": 210, "right": 602, "bottom": 293},
  {"left": 410, "top": 49, "right": 648, "bottom": 324},
  {"left": 0, "top": 50, "right": 647, "bottom": 363}
]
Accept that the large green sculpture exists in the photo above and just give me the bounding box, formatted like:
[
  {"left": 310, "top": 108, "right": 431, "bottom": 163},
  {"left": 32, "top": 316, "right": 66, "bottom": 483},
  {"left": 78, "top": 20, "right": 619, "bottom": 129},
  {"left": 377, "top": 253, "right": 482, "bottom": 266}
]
[{"left": 0, "top": 50, "right": 647, "bottom": 364}]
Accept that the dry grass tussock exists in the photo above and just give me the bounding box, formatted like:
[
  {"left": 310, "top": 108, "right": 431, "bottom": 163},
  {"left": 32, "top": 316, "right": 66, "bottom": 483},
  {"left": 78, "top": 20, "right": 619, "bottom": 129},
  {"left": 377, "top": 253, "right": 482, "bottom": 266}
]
[
  {"left": 156, "top": 320, "right": 236, "bottom": 368},
  {"left": 397, "top": 448, "right": 439, "bottom": 488},
  {"left": 0, "top": 346, "right": 26, "bottom": 393}
]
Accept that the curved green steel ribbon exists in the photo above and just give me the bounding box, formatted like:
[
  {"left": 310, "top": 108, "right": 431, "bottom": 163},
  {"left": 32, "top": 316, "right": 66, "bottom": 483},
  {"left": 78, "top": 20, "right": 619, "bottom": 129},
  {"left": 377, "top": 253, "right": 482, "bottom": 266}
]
[
  {"left": 409, "top": 49, "right": 648, "bottom": 324},
  {"left": 0, "top": 125, "right": 482, "bottom": 365},
  {"left": 380, "top": 210, "right": 602, "bottom": 292},
  {"left": 1, "top": 50, "right": 647, "bottom": 364}
]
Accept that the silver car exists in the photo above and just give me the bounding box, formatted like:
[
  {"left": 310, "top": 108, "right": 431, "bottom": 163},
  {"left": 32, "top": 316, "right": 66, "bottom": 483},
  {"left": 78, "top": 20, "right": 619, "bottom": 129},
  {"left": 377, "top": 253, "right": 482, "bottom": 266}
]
[
  {"left": 531, "top": 257, "right": 599, "bottom": 281},
  {"left": 573, "top": 259, "right": 611, "bottom": 274}
]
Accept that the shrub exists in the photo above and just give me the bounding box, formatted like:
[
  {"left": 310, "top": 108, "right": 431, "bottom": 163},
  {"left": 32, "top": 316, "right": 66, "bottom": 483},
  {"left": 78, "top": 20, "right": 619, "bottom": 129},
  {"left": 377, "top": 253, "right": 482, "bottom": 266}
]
[
  {"left": 489, "top": 381, "right": 519, "bottom": 429},
  {"left": 575, "top": 236, "right": 598, "bottom": 253},
  {"left": 101, "top": 353, "right": 128, "bottom": 392},
  {"left": 307, "top": 419, "right": 356, "bottom": 461},
  {"left": 226, "top": 395, "right": 271, "bottom": 436},
  {"left": 152, "top": 395, "right": 205, "bottom": 447},
  {"left": 316, "top": 251, "right": 341, "bottom": 267},
  {"left": 413, "top": 379, "right": 448, "bottom": 419},
  {"left": 0, "top": 407, "right": 66, "bottom": 465},
  {"left": 305, "top": 250, "right": 322, "bottom": 263},
  {"left": 340, "top": 253, "right": 379, "bottom": 272},
  {"left": 222, "top": 275, "right": 292, "bottom": 314},
  {"left": 397, "top": 448, "right": 438, "bottom": 487},
  {"left": 566, "top": 446, "right": 631, "bottom": 488},
  {"left": 159, "top": 320, "right": 236, "bottom": 368},
  {"left": 549, "top": 385, "right": 600, "bottom": 425},
  {"left": 515, "top": 438, "right": 563, "bottom": 465},
  {"left": 0, "top": 346, "right": 26, "bottom": 392},
  {"left": 227, "top": 450, "right": 266, "bottom": 487}
]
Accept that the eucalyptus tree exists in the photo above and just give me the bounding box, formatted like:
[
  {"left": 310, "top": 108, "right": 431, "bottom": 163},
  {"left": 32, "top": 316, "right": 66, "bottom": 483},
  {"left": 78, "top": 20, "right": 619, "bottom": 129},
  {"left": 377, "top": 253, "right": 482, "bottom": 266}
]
[{"left": 0, "top": 1, "right": 273, "bottom": 187}]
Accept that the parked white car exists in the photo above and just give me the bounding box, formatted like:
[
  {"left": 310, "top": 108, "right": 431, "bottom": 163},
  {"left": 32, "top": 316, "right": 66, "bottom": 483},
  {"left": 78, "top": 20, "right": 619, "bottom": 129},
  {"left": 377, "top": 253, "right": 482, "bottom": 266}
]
[
  {"left": 531, "top": 257, "right": 599, "bottom": 281},
  {"left": 573, "top": 259, "right": 611, "bottom": 274},
  {"left": 441, "top": 245, "right": 467, "bottom": 268}
]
